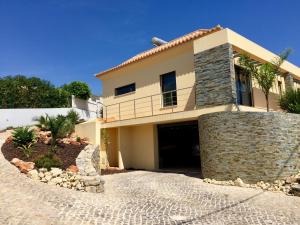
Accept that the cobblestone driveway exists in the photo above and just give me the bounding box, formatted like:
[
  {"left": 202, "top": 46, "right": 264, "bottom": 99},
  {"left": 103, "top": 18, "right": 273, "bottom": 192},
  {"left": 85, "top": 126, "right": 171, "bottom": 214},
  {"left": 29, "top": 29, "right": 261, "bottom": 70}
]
[{"left": 0, "top": 140, "right": 300, "bottom": 225}]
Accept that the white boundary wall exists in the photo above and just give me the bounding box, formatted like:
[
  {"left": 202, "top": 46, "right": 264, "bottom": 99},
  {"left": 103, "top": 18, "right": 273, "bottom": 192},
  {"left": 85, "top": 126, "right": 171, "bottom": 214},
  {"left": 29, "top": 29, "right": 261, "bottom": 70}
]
[
  {"left": 72, "top": 96, "right": 102, "bottom": 114},
  {"left": 0, "top": 108, "right": 97, "bottom": 130}
]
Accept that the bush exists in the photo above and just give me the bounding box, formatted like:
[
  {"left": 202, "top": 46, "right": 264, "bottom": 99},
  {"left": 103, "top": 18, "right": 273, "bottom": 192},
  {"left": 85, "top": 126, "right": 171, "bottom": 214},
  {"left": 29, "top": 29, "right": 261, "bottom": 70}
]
[
  {"left": 12, "top": 127, "right": 36, "bottom": 147},
  {"left": 34, "top": 153, "right": 63, "bottom": 170},
  {"left": 17, "top": 143, "right": 35, "bottom": 158},
  {"left": 0, "top": 75, "right": 70, "bottom": 108},
  {"left": 66, "top": 109, "right": 80, "bottom": 124},
  {"left": 279, "top": 89, "right": 300, "bottom": 113},
  {"left": 62, "top": 81, "right": 91, "bottom": 100}
]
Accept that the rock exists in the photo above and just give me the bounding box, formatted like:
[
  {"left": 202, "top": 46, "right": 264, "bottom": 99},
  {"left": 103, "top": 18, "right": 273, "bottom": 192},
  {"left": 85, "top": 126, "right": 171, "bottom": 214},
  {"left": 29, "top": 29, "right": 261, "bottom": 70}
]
[
  {"left": 39, "top": 172, "right": 45, "bottom": 178},
  {"left": 96, "top": 185, "right": 104, "bottom": 193},
  {"left": 51, "top": 177, "right": 63, "bottom": 185},
  {"left": 44, "top": 171, "right": 51, "bottom": 177},
  {"left": 285, "top": 176, "right": 298, "bottom": 184},
  {"left": 39, "top": 168, "right": 47, "bottom": 173},
  {"left": 66, "top": 165, "right": 79, "bottom": 173},
  {"left": 76, "top": 183, "right": 83, "bottom": 189},
  {"left": 28, "top": 169, "right": 39, "bottom": 180},
  {"left": 50, "top": 168, "right": 63, "bottom": 177},
  {"left": 10, "top": 158, "right": 35, "bottom": 173},
  {"left": 45, "top": 175, "right": 52, "bottom": 181},
  {"left": 5, "top": 136, "right": 13, "bottom": 144},
  {"left": 291, "top": 184, "right": 300, "bottom": 196},
  {"left": 234, "top": 178, "right": 245, "bottom": 187},
  {"left": 81, "top": 175, "right": 103, "bottom": 186},
  {"left": 47, "top": 181, "right": 56, "bottom": 185},
  {"left": 85, "top": 186, "right": 97, "bottom": 193},
  {"left": 70, "top": 140, "right": 81, "bottom": 146},
  {"left": 38, "top": 131, "right": 52, "bottom": 144}
]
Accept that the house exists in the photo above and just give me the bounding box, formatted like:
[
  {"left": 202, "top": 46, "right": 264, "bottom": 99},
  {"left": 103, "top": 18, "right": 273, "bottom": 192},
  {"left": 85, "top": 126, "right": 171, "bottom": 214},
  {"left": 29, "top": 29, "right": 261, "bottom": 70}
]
[{"left": 77, "top": 25, "right": 300, "bottom": 182}]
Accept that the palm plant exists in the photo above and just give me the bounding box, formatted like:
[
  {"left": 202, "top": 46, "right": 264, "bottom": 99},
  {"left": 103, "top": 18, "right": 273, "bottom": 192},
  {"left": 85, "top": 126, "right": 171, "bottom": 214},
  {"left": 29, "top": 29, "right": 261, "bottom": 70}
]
[
  {"left": 35, "top": 115, "right": 50, "bottom": 131},
  {"left": 47, "top": 115, "right": 72, "bottom": 149},
  {"left": 239, "top": 49, "right": 291, "bottom": 111}
]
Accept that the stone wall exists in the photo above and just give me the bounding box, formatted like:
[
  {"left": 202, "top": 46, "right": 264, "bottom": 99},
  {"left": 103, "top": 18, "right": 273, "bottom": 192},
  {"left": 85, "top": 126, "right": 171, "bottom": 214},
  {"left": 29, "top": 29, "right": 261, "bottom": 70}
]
[
  {"left": 194, "top": 43, "right": 237, "bottom": 107},
  {"left": 76, "top": 145, "right": 104, "bottom": 193},
  {"left": 91, "top": 145, "right": 101, "bottom": 174},
  {"left": 199, "top": 111, "right": 300, "bottom": 183}
]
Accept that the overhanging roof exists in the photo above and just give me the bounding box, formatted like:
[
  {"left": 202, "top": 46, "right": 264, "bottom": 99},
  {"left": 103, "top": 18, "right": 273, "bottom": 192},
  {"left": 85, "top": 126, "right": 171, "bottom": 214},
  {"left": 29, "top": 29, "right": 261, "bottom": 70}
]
[{"left": 96, "top": 25, "right": 223, "bottom": 77}]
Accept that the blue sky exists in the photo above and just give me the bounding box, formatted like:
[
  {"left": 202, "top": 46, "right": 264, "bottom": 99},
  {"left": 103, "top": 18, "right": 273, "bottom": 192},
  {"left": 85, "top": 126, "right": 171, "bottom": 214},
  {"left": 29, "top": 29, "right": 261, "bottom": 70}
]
[{"left": 1, "top": 0, "right": 300, "bottom": 95}]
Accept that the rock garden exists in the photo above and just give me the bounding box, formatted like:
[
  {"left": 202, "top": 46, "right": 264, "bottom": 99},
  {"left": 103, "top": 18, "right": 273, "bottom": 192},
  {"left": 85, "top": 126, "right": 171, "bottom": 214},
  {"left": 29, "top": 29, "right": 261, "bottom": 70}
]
[
  {"left": 203, "top": 173, "right": 300, "bottom": 197},
  {"left": 1, "top": 110, "right": 104, "bottom": 193}
]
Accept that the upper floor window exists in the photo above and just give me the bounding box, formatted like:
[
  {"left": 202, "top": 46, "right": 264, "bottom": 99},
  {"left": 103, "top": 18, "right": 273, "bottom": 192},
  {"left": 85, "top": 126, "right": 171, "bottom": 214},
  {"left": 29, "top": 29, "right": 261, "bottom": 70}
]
[
  {"left": 235, "top": 66, "right": 253, "bottom": 106},
  {"left": 160, "top": 71, "right": 177, "bottom": 107},
  {"left": 115, "top": 83, "right": 135, "bottom": 96}
]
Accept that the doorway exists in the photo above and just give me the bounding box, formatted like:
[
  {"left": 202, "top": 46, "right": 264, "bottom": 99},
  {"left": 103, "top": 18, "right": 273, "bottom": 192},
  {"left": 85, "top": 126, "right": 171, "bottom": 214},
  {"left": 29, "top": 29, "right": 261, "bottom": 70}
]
[{"left": 157, "top": 121, "right": 201, "bottom": 170}]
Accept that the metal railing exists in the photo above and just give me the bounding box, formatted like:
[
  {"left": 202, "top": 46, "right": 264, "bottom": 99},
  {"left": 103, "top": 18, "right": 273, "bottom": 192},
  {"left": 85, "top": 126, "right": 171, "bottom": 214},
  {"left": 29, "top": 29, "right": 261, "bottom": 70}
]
[{"left": 103, "top": 85, "right": 196, "bottom": 122}]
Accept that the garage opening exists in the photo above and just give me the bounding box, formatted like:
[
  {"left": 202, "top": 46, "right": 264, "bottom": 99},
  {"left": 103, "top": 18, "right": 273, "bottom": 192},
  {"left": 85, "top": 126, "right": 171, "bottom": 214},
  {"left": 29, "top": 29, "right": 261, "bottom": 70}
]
[{"left": 157, "top": 121, "right": 201, "bottom": 170}]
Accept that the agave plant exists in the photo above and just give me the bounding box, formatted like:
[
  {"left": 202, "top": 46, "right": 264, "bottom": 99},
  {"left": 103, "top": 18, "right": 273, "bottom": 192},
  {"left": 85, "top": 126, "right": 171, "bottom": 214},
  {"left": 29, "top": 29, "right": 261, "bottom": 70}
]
[
  {"left": 12, "top": 127, "right": 36, "bottom": 158},
  {"left": 12, "top": 127, "right": 36, "bottom": 147}
]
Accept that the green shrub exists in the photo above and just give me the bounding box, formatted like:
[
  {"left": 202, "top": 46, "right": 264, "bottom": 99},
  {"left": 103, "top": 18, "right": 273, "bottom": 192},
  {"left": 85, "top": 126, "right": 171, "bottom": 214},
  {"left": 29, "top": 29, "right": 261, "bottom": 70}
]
[
  {"left": 34, "top": 153, "right": 63, "bottom": 170},
  {"left": 279, "top": 89, "right": 300, "bottom": 113},
  {"left": 76, "top": 136, "right": 81, "bottom": 142},
  {"left": 12, "top": 127, "right": 36, "bottom": 147},
  {"left": 66, "top": 109, "right": 80, "bottom": 124},
  {"left": 17, "top": 143, "right": 35, "bottom": 158},
  {"left": 62, "top": 81, "right": 91, "bottom": 100}
]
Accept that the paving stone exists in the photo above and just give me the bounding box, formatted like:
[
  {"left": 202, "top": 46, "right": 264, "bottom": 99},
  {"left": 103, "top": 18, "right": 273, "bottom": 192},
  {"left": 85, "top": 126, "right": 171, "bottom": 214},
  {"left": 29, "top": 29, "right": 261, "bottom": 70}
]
[{"left": 0, "top": 139, "right": 300, "bottom": 224}]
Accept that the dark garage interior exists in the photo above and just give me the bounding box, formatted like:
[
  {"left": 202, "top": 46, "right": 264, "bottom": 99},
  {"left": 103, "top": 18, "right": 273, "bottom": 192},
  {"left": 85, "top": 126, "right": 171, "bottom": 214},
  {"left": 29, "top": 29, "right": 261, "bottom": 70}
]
[{"left": 157, "top": 120, "right": 201, "bottom": 170}]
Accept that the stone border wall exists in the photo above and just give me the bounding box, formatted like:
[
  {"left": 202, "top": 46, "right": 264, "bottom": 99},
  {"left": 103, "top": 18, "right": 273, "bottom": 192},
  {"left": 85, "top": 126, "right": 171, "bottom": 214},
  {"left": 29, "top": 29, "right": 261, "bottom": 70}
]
[
  {"left": 199, "top": 111, "right": 300, "bottom": 183},
  {"left": 76, "top": 145, "right": 104, "bottom": 193}
]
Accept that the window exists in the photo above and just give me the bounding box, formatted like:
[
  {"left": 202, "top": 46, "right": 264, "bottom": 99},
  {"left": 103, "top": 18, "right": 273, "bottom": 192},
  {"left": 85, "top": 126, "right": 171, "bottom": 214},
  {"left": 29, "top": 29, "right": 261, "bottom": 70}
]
[
  {"left": 160, "top": 71, "right": 177, "bottom": 107},
  {"left": 235, "top": 66, "right": 253, "bottom": 106},
  {"left": 115, "top": 83, "right": 135, "bottom": 96},
  {"left": 278, "top": 81, "right": 282, "bottom": 95}
]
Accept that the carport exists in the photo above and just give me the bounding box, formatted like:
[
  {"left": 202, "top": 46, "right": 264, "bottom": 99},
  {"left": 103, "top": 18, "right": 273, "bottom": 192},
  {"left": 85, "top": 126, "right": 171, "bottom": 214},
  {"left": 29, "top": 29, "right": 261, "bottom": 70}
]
[{"left": 157, "top": 120, "right": 201, "bottom": 170}]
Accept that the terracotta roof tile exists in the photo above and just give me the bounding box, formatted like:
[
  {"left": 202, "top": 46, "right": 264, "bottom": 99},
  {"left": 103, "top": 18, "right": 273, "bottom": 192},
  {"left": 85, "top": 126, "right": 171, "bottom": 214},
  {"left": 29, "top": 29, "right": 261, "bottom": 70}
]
[{"left": 96, "top": 25, "right": 223, "bottom": 77}]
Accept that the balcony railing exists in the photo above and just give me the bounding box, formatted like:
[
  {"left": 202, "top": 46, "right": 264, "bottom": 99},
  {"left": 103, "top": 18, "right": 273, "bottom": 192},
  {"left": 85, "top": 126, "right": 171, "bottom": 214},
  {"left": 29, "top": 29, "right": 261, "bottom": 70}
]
[{"left": 103, "top": 85, "right": 196, "bottom": 122}]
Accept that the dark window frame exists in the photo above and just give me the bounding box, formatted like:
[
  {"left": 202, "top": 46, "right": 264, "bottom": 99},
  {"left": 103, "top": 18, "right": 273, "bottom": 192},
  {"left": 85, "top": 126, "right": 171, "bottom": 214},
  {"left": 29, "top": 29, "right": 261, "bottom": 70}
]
[
  {"left": 278, "top": 81, "right": 282, "bottom": 95},
  {"left": 160, "top": 71, "right": 177, "bottom": 107},
  {"left": 235, "top": 66, "right": 253, "bottom": 107},
  {"left": 115, "top": 83, "right": 136, "bottom": 96}
]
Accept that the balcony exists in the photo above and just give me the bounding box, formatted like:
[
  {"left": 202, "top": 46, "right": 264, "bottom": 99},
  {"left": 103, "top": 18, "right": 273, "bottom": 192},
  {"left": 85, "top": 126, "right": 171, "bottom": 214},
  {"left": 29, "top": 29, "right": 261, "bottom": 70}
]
[{"left": 103, "top": 86, "right": 196, "bottom": 122}]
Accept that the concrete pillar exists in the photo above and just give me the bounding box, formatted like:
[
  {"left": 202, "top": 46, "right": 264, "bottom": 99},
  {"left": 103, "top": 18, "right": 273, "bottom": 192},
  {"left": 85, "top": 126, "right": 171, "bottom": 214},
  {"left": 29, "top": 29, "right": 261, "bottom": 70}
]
[{"left": 284, "top": 73, "right": 294, "bottom": 90}]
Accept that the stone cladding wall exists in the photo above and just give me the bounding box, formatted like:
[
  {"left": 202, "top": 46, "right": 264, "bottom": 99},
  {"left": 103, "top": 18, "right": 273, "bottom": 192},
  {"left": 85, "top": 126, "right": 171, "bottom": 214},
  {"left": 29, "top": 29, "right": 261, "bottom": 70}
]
[
  {"left": 194, "top": 43, "right": 237, "bottom": 107},
  {"left": 199, "top": 111, "right": 300, "bottom": 183}
]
